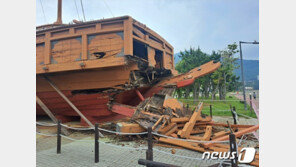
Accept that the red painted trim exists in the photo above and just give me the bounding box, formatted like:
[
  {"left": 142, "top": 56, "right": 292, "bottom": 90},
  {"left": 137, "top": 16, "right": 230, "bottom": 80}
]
[
  {"left": 135, "top": 89, "right": 145, "bottom": 101},
  {"left": 110, "top": 104, "right": 136, "bottom": 117},
  {"left": 176, "top": 79, "right": 195, "bottom": 88}
]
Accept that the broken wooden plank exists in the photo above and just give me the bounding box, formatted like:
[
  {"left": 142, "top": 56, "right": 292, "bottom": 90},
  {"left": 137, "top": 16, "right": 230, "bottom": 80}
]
[
  {"left": 212, "top": 131, "right": 230, "bottom": 140},
  {"left": 152, "top": 116, "right": 164, "bottom": 130},
  {"left": 171, "top": 117, "right": 189, "bottom": 123},
  {"left": 158, "top": 123, "right": 177, "bottom": 134},
  {"left": 170, "top": 133, "right": 178, "bottom": 138},
  {"left": 116, "top": 122, "right": 145, "bottom": 133},
  {"left": 203, "top": 124, "right": 259, "bottom": 148},
  {"left": 159, "top": 137, "right": 206, "bottom": 153},
  {"left": 207, "top": 122, "right": 254, "bottom": 128},
  {"left": 164, "top": 124, "right": 178, "bottom": 136},
  {"left": 177, "top": 102, "right": 203, "bottom": 138},
  {"left": 188, "top": 126, "right": 212, "bottom": 141}
]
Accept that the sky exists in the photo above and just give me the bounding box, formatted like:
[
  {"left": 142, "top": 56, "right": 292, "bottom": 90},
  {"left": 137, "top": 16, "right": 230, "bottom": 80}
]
[{"left": 36, "top": 0, "right": 259, "bottom": 60}]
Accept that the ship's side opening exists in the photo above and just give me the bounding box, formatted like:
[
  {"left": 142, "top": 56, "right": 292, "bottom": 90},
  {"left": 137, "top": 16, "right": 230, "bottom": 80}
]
[
  {"left": 155, "top": 50, "right": 163, "bottom": 69},
  {"left": 133, "top": 40, "right": 148, "bottom": 60}
]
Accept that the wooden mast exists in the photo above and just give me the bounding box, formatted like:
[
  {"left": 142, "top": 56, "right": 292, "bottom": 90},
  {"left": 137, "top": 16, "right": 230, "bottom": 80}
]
[{"left": 54, "top": 0, "right": 62, "bottom": 24}]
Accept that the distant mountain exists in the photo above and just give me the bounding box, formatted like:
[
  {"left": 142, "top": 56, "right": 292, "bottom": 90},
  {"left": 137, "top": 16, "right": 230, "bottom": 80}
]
[
  {"left": 234, "top": 59, "right": 259, "bottom": 82},
  {"left": 234, "top": 59, "right": 259, "bottom": 89},
  {"left": 174, "top": 53, "right": 181, "bottom": 64}
]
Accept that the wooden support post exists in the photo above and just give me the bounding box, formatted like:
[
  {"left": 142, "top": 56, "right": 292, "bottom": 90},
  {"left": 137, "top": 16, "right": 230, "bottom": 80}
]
[
  {"left": 146, "top": 127, "right": 153, "bottom": 162},
  {"left": 229, "top": 133, "right": 238, "bottom": 167},
  {"left": 136, "top": 89, "right": 145, "bottom": 101},
  {"left": 230, "top": 105, "right": 237, "bottom": 125},
  {"left": 43, "top": 76, "right": 103, "bottom": 137},
  {"left": 95, "top": 123, "right": 99, "bottom": 163},
  {"left": 210, "top": 105, "right": 212, "bottom": 118},
  {"left": 36, "top": 96, "right": 69, "bottom": 135},
  {"left": 57, "top": 120, "right": 61, "bottom": 154}
]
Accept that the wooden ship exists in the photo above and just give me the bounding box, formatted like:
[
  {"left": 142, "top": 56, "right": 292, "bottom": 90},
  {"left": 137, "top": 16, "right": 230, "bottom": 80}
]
[{"left": 36, "top": 0, "right": 220, "bottom": 126}]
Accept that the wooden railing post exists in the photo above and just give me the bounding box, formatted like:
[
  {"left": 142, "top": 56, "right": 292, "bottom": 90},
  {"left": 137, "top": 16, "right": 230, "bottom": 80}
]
[
  {"left": 210, "top": 105, "right": 212, "bottom": 118},
  {"left": 229, "top": 133, "right": 238, "bottom": 167},
  {"left": 249, "top": 94, "right": 253, "bottom": 113},
  {"left": 95, "top": 123, "right": 99, "bottom": 163},
  {"left": 146, "top": 127, "right": 153, "bottom": 163},
  {"left": 57, "top": 120, "right": 61, "bottom": 154}
]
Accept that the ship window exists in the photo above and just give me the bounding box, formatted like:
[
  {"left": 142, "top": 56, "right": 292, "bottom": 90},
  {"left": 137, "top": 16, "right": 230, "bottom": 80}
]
[
  {"left": 155, "top": 50, "right": 163, "bottom": 68},
  {"left": 133, "top": 40, "right": 148, "bottom": 60}
]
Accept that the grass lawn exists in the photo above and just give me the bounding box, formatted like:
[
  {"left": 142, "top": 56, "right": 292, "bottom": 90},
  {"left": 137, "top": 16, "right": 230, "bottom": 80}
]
[{"left": 178, "top": 95, "right": 257, "bottom": 118}]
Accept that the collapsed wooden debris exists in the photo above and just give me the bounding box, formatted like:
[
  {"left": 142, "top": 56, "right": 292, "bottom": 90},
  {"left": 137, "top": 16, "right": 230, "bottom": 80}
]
[{"left": 116, "top": 93, "right": 259, "bottom": 166}]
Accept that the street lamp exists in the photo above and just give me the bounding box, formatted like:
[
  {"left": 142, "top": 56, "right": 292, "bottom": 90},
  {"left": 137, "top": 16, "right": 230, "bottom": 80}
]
[{"left": 239, "top": 40, "right": 259, "bottom": 110}]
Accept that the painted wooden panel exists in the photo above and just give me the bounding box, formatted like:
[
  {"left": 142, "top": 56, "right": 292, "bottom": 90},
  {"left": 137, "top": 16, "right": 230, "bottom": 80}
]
[
  {"left": 50, "top": 37, "right": 82, "bottom": 64},
  {"left": 164, "top": 53, "right": 173, "bottom": 69},
  {"left": 75, "top": 25, "right": 96, "bottom": 33},
  {"left": 147, "top": 47, "right": 156, "bottom": 67},
  {"left": 87, "top": 32, "right": 124, "bottom": 60},
  {"left": 36, "top": 43, "right": 45, "bottom": 65},
  {"left": 36, "top": 63, "right": 138, "bottom": 92},
  {"left": 101, "top": 22, "right": 123, "bottom": 30},
  {"left": 51, "top": 29, "right": 69, "bottom": 37}
]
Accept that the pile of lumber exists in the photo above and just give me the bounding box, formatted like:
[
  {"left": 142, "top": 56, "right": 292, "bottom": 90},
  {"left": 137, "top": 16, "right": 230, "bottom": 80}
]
[{"left": 116, "top": 93, "right": 259, "bottom": 166}]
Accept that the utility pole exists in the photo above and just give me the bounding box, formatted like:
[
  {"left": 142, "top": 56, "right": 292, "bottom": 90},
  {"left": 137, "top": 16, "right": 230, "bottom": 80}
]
[{"left": 239, "top": 41, "right": 259, "bottom": 110}]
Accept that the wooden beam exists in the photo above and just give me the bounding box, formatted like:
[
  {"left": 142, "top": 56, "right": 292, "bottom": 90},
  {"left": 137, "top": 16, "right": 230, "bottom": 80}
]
[
  {"left": 203, "top": 125, "right": 259, "bottom": 148},
  {"left": 158, "top": 123, "right": 176, "bottom": 134},
  {"left": 135, "top": 89, "right": 145, "bottom": 101},
  {"left": 36, "top": 96, "right": 69, "bottom": 135},
  {"left": 124, "top": 18, "right": 133, "bottom": 55},
  {"left": 164, "top": 124, "right": 178, "bottom": 136},
  {"left": 81, "top": 35, "right": 88, "bottom": 60},
  {"left": 212, "top": 131, "right": 230, "bottom": 140},
  {"left": 116, "top": 122, "right": 145, "bottom": 133},
  {"left": 177, "top": 102, "right": 203, "bottom": 138},
  {"left": 207, "top": 122, "right": 254, "bottom": 128},
  {"left": 152, "top": 116, "right": 164, "bottom": 130},
  {"left": 43, "top": 76, "right": 103, "bottom": 137},
  {"left": 159, "top": 137, "right": 206, "bottom": 153},
  {"left": 188, "top": 126, "right": 212, "bottom": 141}
]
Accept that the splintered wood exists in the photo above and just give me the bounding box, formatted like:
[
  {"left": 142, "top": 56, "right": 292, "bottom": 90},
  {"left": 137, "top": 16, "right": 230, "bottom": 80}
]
[{"left": 117, "top": 94, "right": 259, "bottom": 166}]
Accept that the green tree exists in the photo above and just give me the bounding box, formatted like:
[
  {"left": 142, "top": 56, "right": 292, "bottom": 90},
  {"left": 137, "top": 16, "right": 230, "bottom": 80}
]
[
  {"left": 214, "top": 43, "right": 240, "bottom": 99},
  {"left": 175, "top": 47, "right": 210, "bottom": 99}
]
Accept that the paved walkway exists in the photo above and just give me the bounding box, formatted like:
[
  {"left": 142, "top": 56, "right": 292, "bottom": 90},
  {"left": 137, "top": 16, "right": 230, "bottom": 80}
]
[
  {"left": 37, "top": 116, "right": 257, "bottom": 167},
  {"left": 234, "top": 92, "right": 259, "bottom": 110},
  {"left": 37, "top": 136, "right": 222, "bottom": 167}
]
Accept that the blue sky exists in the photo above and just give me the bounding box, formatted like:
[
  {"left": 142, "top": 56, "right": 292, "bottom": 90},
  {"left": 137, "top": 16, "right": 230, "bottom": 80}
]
[{"left": 36, "top": 0, "right": 259, "bottom": 60}]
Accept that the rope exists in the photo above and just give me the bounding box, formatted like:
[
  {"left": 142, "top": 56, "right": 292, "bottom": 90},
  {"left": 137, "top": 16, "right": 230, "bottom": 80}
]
[
  {"left": 97, "top": 127, "right": 148, "bottom": 135},
  {"left": 73, "top": 0, "right": 81, "bottom": 20},
  {"left": 36, "top": 122, "right": 147, "bottom": 135},
  {"left": 152, "top": 132, "right": 228, "bottom": 143},
  {"left": 102, "top": 0, "right": 114, "bottom": 17},
  {"left": 80, "top": 0, "right": 86, "bottom": 21},
  {"left": 36, "top": 122, "right": 57, "bottom": 126},
  {"left": 61, "top": 124, "right": 94, "bottom": 131},
  {"left": 39, "top": 0, "right": 47, "bottom": 23},
  {"left": 36, "top": 132, "right": 57, "bottom": 137}
]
